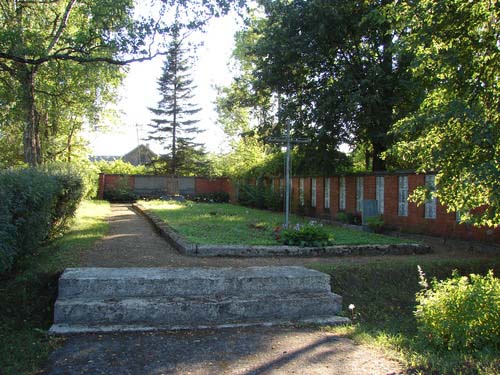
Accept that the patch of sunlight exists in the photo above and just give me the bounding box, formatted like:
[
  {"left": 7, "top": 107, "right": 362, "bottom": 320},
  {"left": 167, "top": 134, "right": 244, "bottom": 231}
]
[{"left": 145, "top": 201, "right": 186, "bottom": 210}]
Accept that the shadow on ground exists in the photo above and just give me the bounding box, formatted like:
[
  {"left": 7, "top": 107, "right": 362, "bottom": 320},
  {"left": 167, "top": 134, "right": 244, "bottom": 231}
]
[{"left": 40, "top": 326, "right": 402, "bottom": 375}]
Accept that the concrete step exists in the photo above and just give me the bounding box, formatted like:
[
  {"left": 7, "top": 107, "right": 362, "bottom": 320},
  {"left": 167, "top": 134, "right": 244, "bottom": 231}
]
[
  {"left": 53, "top": 293, "right": 342, "bottom": 326},
  {"left": 57, "top": 266, "right": 332, "bottom": 299},
  {"left": 51, "top": 266, "right": 348, "bottom": 334}
]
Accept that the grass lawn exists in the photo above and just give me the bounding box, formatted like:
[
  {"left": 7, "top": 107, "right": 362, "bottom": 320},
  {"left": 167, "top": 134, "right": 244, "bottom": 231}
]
[
  {"left": 140, "top": 200, "right": 414, "bottom": 246},
  {"left": 310, "top": 258, "right": 500, "bottom": 375},
  {"left": 0, "top": 200, "right": 110, "bottom": 375}
]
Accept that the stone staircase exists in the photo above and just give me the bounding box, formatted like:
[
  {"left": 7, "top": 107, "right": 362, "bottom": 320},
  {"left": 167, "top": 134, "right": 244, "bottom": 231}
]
[{"left": 50, "top": 266, "right": 348, "bottom": 334}]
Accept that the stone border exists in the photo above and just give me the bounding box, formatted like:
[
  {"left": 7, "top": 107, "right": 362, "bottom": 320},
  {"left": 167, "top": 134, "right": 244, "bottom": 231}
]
[{"left": 132, "top": 204, "right": 432, "bottom": 257}]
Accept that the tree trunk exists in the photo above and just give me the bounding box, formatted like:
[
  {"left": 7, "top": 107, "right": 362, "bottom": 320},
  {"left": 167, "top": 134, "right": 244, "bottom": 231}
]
[
  {"left": 20, "top": 69, "right": 41, "bottom": 166},
  {"left": 372, "top": 142, "right": 387, "bottom": 171},
  {"left": 365, "top": 148, "right": 371, "bottom": 171},
  {"left": 372, "top": 0, "right": 394, "bottom": 172},
  {"left": 172, "top": 82, "right": 177, "bottom": 176}
]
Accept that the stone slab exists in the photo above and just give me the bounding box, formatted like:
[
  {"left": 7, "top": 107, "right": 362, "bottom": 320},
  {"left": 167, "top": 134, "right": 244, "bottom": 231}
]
[
  {"left": 57, "top": 266, "right": 332, "bottom": 299},
  {"left": 362, "top": 199, "right": 379, "bottom": 225},
  {"left": 53, "top": 293, "right": 342, "bottom": 326}
]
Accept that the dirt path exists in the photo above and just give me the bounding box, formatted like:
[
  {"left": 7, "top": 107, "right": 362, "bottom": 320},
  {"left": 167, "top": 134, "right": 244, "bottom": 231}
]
[{"left": 42, "top": 327, "right": 403, "bottom": 375}]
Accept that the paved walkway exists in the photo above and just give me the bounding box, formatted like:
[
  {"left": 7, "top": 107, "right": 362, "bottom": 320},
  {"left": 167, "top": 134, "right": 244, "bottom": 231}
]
[{"left": 42, "top": 203, "right": 495, "bottom": 375}]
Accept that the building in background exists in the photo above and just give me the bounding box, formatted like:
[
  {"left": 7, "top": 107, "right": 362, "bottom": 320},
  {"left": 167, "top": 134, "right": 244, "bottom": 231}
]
[{"left": 90, "top": 144, "right": 157, "bottom": 166}]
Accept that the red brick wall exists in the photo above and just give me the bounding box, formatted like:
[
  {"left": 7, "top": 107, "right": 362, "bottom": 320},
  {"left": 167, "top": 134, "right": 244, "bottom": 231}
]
[
  {"left": 376, "top": 173, "right": 499, "bottom": 242},
  {"left": 99, "top": 175, "right": 235, "bottom": 201},
  {"left": 194, "top": 177, "right": 235, "bottom": 201},
  {"left": 315, "top": 177, "right": 325, "bottom": 217},
  {"left": 383, "top": 175, "right": 399, "bottom": 222},
  {"left": 262, "top": 172, "right": 499, "bottom": 242},
  {"left": 291, "top": 177, "right": 299, "bottom": 212},
  {"left": 98, "top": 173, "right": 105, "bottom": 199},
  {"left": 345, "top": 176, "right": 357, "bottom": 213},
  {"left": 98, "top": 174, "right": 135, "bottom": 199},
  {"left": 99, "top": 172, "right": 499, "bottom": 242},
  {"left": 364, "top": 175, "right": 376, "bottom": 200},
  {"left": 330, "top": 176, "right": 339, "bottom": 218},
  {"left": 304, "top": 177, "right": 312, "bottom": 213}
]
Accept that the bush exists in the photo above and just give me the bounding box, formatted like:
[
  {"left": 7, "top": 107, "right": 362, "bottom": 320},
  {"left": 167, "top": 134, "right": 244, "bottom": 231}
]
[
  {"left": 415, "top": 268, "right": 500, "bottom": 352},
  {"left": 94, "top": 159, "right": 150, "bottom": 175},
  {"left": 43, "top": 164, "right": 85, "bottom": 237},
  {"left": 0, "top": 167, "right": 84, "bottom": 273},
  {"left": 103, "top": 176, "right": 136, "bottom": 202},
  {"left": 365, "top": 215, "right": 385, "bottom": 233},
  {"left": 191, "top": 192, "right": 230, "bottom": 203},
  {"left": 278, "top": 222, "right": 334, "bottom": 247},
  {"left": 336, "top": 211, "right": 362, "bottom": 225},
  {"left": 238, "top": 182, "right": 282, "bottom": 211}
]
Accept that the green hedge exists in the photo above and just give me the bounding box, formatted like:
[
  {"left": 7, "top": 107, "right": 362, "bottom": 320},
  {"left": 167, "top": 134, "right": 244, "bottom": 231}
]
[
  {"left": 238, "top": 182, "right": 282, "bottom": 211},
  {"left": 102, "top": 176, "right": 136, "bottom": 202},
  {"left": 0, "top": 167, "right": 84, "bottom": 274}
]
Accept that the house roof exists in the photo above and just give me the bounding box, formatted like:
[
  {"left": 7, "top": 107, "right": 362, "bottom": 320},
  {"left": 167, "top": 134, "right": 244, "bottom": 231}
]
[
  {"left": 90, "top": 144, "right": 157, "bottom": 165},
  {"left": 88, "top": 155, "right": 121, "bottom": 162},
  {"left": 122, "top": 144, "right": 157, "bottom": 159}
]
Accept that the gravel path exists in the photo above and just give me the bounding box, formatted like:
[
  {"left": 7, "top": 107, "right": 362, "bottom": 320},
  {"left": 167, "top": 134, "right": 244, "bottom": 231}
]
[{"left": 41, "top": 328, "right": 403, "bottom": 375}]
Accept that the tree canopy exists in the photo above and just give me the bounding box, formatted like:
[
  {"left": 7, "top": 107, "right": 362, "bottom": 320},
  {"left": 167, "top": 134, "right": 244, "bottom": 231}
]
[
  {"left": 146, "top": 18, "right": 205, "bottom": 176},
  {"left": 0, "top": 0, "right": 243, "bottom": 166},
  {"left": 215, "top": 0, "right": 499, "bottom": 225},
  {"left": 388, "top": 0, "right": 500, "bottom": 226},
  {"left": 218, "top": 0, "right": 419, "bottom": 172}
]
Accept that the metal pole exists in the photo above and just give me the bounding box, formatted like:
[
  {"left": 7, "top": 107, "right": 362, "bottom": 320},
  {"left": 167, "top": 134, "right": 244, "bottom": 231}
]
[{"left": 285, "top": 119, "right": 291, "bottom": 228}]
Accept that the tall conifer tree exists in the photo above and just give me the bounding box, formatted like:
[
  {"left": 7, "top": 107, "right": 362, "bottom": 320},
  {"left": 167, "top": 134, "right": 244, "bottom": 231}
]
[{"left": 146, "top": 21, "right": 203, "bottom": 175}]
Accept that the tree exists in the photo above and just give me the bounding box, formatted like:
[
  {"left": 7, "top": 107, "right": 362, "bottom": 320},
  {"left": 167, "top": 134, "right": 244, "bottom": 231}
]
[
  {"left": 215, "top": 12, "right": 352, "bottom": 177},
  {"left": 0, "top": 0, "right": 243, "bottom": 166},
  {"left": 152, "top": 139, "right": 212, "bottom": 176},
  {"left": 224, "top": 0, "right": 418, "bottom": 171},
  {"left": 145, "top": 22, "right": 203, "bottom": 176},
  {"left": 387, "top": 0, "right": 500, "bottom": 226}
]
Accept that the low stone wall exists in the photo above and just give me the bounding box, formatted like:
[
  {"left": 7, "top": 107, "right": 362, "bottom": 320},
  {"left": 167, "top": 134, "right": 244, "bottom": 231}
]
[{"left": 133, "top": 204, "right": 432, "bottom": 257}]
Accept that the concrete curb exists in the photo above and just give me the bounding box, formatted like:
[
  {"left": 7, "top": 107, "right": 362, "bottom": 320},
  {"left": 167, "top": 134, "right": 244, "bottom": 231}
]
[{"left": 132, "top": 203, "right": 432, "bottom": 257}]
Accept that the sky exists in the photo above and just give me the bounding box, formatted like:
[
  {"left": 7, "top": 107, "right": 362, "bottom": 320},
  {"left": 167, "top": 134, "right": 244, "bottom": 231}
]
[{"left": 87, "top": 14, "right": 240, "bottom": 157}]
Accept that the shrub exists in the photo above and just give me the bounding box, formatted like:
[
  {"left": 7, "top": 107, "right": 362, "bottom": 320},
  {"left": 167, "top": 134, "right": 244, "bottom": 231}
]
[
  {"left": 0, "top": 167, "right": 85, "bottom": 273},
  {"left": 278, "top": 222, "right": 334, "bottom": 247},
  {"left": 336, "top": 211, "right": 362, "bottom": 225},
  {"left": 415, "top": 268, "right": 500, "bottom": 352},
  {"left": 43, "top": 164, "right": 85, "bottom": 237},
  {"left": 94, "top": 159, "right": 150, "bottom": 175},
  {"left": 365, "top": 215, "right": 385, "bottom": 233},
  {"left": 238, "top": 182, "right": 282, "bottom": 211},
  {"left": 103, "top": 176, "right": 136, "bottom": 202},
  {"left": 336, "top": 211, "right": 349, "bottom": 223},
  {"left": 191, "top": 192, "right": 230, "bottom": 203}
]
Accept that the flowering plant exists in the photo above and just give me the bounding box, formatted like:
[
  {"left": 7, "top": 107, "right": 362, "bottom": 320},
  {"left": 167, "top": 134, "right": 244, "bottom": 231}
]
[{"left": 275, "top": 221, "right": 334, "bottom": 247}]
